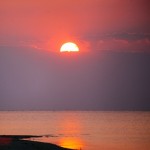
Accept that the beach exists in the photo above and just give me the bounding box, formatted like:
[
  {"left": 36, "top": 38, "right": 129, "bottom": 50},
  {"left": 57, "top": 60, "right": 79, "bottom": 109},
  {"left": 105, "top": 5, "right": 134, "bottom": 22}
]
[{"left": 0, "top": 135, "right": 72, "bottom": 150}]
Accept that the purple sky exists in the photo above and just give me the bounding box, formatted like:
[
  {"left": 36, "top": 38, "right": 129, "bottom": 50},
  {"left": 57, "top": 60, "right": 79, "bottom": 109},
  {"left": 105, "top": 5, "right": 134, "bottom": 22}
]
[{"left": 0, "top": 0, "right": 150, "bottom": 110}]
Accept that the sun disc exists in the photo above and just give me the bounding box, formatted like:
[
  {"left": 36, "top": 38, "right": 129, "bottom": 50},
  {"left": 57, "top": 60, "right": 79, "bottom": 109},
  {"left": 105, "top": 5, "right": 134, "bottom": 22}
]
[{"left": 60, "top": 42, "right": 79, "bottom": 52}]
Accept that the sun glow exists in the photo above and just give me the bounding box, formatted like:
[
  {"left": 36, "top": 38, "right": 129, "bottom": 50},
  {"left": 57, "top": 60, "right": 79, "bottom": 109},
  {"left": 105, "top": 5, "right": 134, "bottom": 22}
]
[{"left": 60, "top": 42, "right": 79, "bottom": 52}]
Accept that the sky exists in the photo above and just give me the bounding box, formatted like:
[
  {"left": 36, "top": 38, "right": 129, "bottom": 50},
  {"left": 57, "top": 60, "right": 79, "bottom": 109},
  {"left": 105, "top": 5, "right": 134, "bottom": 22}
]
[{"left": 0, "top": 0, "right": 150, "bottom": 110}]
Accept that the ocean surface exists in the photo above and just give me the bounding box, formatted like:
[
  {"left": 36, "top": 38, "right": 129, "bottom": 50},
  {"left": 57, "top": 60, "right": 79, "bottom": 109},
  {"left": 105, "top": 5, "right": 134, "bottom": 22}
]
[{"left": 0, "top": 111, "right": 150, "bottom": 150}]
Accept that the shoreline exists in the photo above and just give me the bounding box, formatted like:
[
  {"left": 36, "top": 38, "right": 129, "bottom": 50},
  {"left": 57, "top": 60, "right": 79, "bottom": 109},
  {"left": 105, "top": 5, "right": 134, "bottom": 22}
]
[{"left": 0, "top": 135, "right": 73, "bottom": 150}]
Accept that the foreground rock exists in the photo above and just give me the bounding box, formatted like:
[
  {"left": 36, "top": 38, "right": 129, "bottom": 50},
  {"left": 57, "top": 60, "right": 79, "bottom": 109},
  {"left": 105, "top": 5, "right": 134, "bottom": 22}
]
[{"left": 0, "top": 136, "right": 72, "bottom": 150}]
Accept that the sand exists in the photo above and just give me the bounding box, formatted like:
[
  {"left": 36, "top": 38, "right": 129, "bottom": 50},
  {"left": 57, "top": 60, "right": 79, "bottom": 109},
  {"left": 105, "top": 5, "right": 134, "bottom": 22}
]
[{"left": 0, "top": 135, "right": 72, "bottom": 150}]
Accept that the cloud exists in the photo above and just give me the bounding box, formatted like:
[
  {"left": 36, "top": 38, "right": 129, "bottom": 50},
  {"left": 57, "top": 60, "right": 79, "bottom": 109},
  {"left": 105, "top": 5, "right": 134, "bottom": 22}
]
[
  {"left": 97, "top": 38, "right": 150, "bottom": 52},
  {"left": 0, "top": 37, "right": 47, "bottom": 51},
  {"left": 1, "top": 32, "right": 150, "bottom": 53},
  {"left": 83, "top": 32, "right": 150, "bottom": 52}
]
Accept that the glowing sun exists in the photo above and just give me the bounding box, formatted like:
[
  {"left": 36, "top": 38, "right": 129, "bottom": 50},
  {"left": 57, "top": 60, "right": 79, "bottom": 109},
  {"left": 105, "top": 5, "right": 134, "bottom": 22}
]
[{"left": 60, "top": 42, "right": 79, "bottom": 52}]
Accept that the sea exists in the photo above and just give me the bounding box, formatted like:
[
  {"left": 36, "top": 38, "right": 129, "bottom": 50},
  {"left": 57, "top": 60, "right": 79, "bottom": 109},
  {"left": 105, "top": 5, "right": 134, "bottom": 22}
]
[{"left": 0, "top": 111, "right": 150, "bottom": 150}]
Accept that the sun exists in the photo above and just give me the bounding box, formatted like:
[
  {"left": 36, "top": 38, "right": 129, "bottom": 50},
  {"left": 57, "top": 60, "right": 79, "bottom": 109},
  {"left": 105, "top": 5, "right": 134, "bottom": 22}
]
[{"left": 60, "top": 42, "right": 79, "bottom": 52}]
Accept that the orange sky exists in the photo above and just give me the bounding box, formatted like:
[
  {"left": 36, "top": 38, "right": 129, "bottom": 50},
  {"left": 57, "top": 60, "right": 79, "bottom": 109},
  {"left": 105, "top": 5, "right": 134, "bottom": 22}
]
[{"left": 0, "top": 0, "right": 150, "bottom": 52}]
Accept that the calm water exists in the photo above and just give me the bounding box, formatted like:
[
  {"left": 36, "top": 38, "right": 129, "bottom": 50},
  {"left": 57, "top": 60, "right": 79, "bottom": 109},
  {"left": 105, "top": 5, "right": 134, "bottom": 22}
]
[{"left": 0, "top": 111, "right": 150, "bottom": 150}]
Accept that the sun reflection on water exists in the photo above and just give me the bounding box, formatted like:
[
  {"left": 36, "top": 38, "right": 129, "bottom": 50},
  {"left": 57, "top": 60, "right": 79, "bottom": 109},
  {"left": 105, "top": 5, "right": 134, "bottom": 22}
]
[
  {"left": 60, "top": 137, "right": 83, "bottom": 149},
  {"left": 58, "top": 114, "right": 84, "bottom": 150}
]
